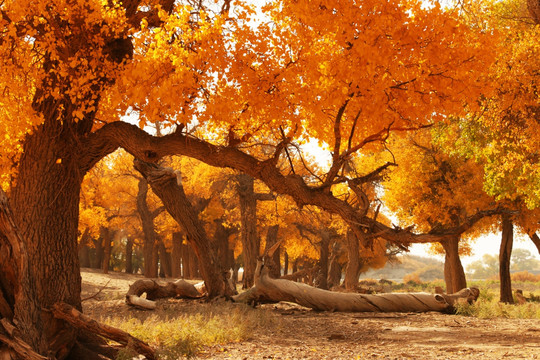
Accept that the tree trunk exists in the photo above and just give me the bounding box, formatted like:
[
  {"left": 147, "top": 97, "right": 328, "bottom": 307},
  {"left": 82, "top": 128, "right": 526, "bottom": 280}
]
[
  {"left": 500, "top": 214, "right": 514, "bottom": 304},
  {"left": 181, "top": 241, "right": 192, "bottom": 279},
  {"left": 78, "top": 229, "right": 91, "bottom": 268},
  {"left": 125, "top": 279, "right": 203, "bottom": 310},
  {"left": 344, "top": 230, "right": 361, "bottom": 290},
  {"left": 328, "top": 241, "right": 343, "bottom": 288},
  {"left": 171, "top": 232, "right": 183, "bottom": 278},
  {"left": 134, "top": 159, "right": 235, "bottom": 298},
  {"left": 233, "top": 260, "right": 479, "bottom": 313},
  {"left": 137, "top": 178, "right": 159, "bottom": 278},
  {"left": 441, "top": 236, "right": 467, "bottom": 294},
  {"left": 263, "top": 225, "right": 281, "bottom": 278},
  {"left": 91, "top": 237, "right": 104, "bottom": 269},
  {"left": 125, "top": 237, "right": 134, "bottom": 274},
  {"left": 283, "top": 251, "right": 289, "bottom": 276},
  {"left": 8, "top": 122, "right": 84, "bottom": 357},
  {"left": 158, "top": 240, "right": 172, "bottom": 278},
  {"left": 237, "top": 174, "right": 260, "bottom": 289},
  {"left": 101, "top": 227, "right": 113, "bottom": 275},
  {"left": 315, "top": 232, "right": 330, "bottom": 289}
]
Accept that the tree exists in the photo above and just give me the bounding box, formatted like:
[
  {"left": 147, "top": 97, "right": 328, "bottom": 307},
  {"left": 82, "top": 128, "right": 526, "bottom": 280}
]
[
  {"left": 0, "top": 0, "right": 494, "bottom": 357},
  {"left": 383, "top": 128, "right": 498, "bottom": 293}
]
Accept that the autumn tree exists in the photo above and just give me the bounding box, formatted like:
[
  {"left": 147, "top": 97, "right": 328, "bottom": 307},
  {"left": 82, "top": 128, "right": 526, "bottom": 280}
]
[{"left": 0, "top": 0, "right": 495, "bottom": 357}]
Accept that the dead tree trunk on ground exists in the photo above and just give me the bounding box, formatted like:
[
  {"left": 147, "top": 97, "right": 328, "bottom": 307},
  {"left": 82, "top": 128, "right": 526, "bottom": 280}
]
[
  {"left": 125, "top": 279, "right": 203, "bottom": 310},
  {"left": 233, "top": 260, "right": 479, "bottom": 313}
]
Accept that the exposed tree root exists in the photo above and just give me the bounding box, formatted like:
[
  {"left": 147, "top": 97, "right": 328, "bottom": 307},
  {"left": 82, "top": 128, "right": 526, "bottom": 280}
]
[
  {"left": 125, "top": 279, "right": 204, "bottom": 310},
  {"left": 233, "top": 260, "right": 479, "bottom": 313},
  {"left": 0, "top": 319, "right": 47, "bottom": 360},
  {"left": 51, "top": 302, "right": 156, "bottom": 360}
]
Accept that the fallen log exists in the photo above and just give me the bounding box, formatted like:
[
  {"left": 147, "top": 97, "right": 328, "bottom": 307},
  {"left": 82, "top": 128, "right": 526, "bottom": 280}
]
[
  {"left": 233, "top": 260, "right": 479, "bottom": 313},
  {"left": 126, "top": 279, "right": 204, "bottom": 310}
]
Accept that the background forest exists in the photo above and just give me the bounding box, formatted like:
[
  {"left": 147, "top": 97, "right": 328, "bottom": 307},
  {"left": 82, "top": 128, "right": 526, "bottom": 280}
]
[{"left": 0, "top": 0, "right": 539, "bottom": 359}]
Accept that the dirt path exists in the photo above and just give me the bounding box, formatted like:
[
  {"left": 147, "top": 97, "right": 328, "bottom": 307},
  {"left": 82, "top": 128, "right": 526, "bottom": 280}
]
[{"left": 81, "top": 269, "right": 540, "bottom": 360}]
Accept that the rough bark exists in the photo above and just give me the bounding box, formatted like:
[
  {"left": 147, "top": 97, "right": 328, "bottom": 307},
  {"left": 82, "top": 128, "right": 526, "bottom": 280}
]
[
  {"left": 315, "top": 232, "right": 330, "bottom": 289},
  {"left": 78, "top": 229, "right": 91, "bottom": 269},
  {"left": 441, "top": 236, "right": 467, "bottom": 294},
  {"left": 328, "top": 242, "right": 344, "bottom": 288},
  {"left": 125, "top": 279, "right": 203, "bottom": 310},
  {"left": 233, "top": 260, "right": 479, "bottom": 313},
  {"left": 499, "top": 214, "right": 514, "bottom": 304},
  {"left": 344, "top": 230, "right": 361, "bottom": 290},
  {"left": 237, "top": 174, "right": 260, "bottom": 289},
  {"left": 134, "top": 159, "right": 235, "bottom": 298}
]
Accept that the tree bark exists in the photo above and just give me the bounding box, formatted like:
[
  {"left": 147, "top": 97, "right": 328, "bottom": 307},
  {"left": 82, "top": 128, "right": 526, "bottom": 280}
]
[
  {"left": 283, "top": 251, "right": 289, "bottom": 276},
  {"left": 134, "top": 159, "right": 235, "bottom": 298},
  {"left": 233, "top": 260, "right": 479, "bottom": 313},
  {"left": 101, "top": 227, "right": 113, "bottom": 274},
  {"left": 9, "top": 121, "right": 84, "bottom": 358},
  {"left": 158, "top": 239, "right": 172, "bottom": 278},
  {"left": 441, "top": 236, "right": 467, "bottom": 294},
  {"left": 529, "top": 232, "right": 540, "bottom": 255},
  {"left": 315, "top": 232, "right": 330, "bottom": 289},
  {"left": 264, "top": 225, "right": 281, "bottom": 278},
  {"left": 125, "top": 279, "right": 203, "bottom": 310},
  {"left": 328, "top": 241, "right": 343, "bottom": 288},
  {"left": 499, "top": 214, "right": 514, "bottom": 304},
  {"left": 137, "top": 178, "right": 159, "bottom": 278},
  {"left": 171, "top": 232, "right": 183, "bottom": 278},
  {"left": 125, "top": 237, "right": 134, "bottom": 274},
  {"left": 237, "top": 174, "right": 260, "bottom": 289},
  {"left": 344, "top": 230, "right": 361, "bottom": 290}
]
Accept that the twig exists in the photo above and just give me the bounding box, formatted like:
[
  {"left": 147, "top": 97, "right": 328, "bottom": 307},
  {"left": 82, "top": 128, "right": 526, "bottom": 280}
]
[{"left": 81, "top": 279, "right": 111, "bottom": 302}]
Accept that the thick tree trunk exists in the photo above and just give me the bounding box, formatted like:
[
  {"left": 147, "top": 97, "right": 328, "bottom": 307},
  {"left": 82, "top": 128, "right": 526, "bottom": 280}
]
[
  {"left": 9, "top": 122, "right": 84, "bottom": 357},
  {"left": 125, "top": 237, "right": 134, "bottom": 274},
  {"left": 91, "top": 237, "right": 104, "bottom": 269},
  {"left": 171, "top": 232, "right": 183, "bottom": 278},
  {"left": 344, "top": 230, "right": 361, "bottom": 290},
  {"left": 134, "top": 160, "right": 235, "bottom": 298},
  {"left": 233, "top": 260, "right": 479, "bottom": 313},
  {"left": 441, "top": 236, "right": 467, "bottom": 294},
  {"left": 237, "top": 174, "right": 260, "bottom": 289},
  {"left": 283, "top": 251, "right": 289, "bottom": 276},
  {"left": 500, "top": 214, "right": 514, "bottom": 304},
  {"left": 181, "top": 241, "right": 192, "bottom": 279}
]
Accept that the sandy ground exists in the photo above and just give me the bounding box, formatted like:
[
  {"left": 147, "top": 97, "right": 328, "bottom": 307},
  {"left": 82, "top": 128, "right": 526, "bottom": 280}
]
[{"left": 81, "top": 269, "right": 540, "bottom": 360}]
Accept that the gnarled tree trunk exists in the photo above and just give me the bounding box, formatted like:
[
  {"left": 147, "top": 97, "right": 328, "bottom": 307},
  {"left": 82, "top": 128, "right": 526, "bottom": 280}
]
[
  {"left": 344, "top": 230, "right": 361, "bottom": 290},
  {"left": 237, "top": 174, "right": 260, "bottom": 288},
  {"left": 134, "top": 159, "right": 235, "bottom": 298}
]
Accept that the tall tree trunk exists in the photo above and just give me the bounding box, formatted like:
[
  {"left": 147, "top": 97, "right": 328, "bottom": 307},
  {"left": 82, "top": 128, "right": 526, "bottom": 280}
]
[
  {"left": 9, "top": 122, "right": 84, "bottom": 357},
  {"left": 136, "top": 178, "right": 159, "bottom": 278},
  {"left": 283, "top": 251, "right": 289, "bottom": 276},
  {"left": 91, "top": 236, "right": 104, "bottom": 269},
  {"left": 441, "top": 236, "right": 467, "bottom": 294},
  {"left": 237, "top": 174, "right": 259, "bottom": 289},
  {"left": 171, "top": 232, "right": 183, "bottom": 278},
  {"left": 158, "top": 239, "right": 172, "bottom": 278},
  {"left": 101, "top": 227, "right": 113, "bottom": 274},
  {"left": 214, "top": 220, "right": 235, "bottom": 272},
  {"left": 344, "top": 230, "right": 361, "bottom": 290},
  {"left": 263, "top": 225, "right": 281, "bottom": 278},
  {"left": 125, "top": 237, "right": 134, "bottom": 274},
  {"left": 500, "top": 214, "right": 514, "bottom": 304},
  {"left": 134, "top": 160, "right": 234, "bottom": 297},
  {"left": 78, "top": 229, "right": 91, "bottom": 268},
  {"left": 182, "top": 241, "right": 192, "bottom": 279},
  {"left": 315, "top": 232, "right": 330, "bottom": 289}
]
